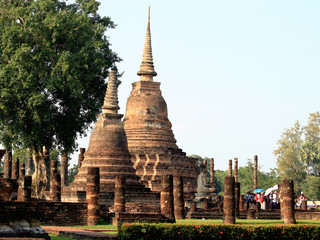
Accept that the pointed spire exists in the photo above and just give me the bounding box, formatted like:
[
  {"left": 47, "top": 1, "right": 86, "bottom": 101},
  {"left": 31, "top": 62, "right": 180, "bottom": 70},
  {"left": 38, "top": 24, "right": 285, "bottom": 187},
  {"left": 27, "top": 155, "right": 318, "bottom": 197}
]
[
  {"left": 102, "top": 70, "right": 120, "bottom": 114},
  {"left": 137, "top": 6, "right": 157, "bottom": 81}
]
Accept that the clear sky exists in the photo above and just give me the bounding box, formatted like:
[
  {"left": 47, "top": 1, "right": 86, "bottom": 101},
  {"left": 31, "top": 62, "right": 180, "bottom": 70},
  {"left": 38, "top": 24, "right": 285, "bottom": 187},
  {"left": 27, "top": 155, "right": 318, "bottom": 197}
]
[
  {"left": 69, "top": 0, "right": 320, "bottom": 172},
  {"left": 3, "top": 0, "right": 320, "bottom": 172}
]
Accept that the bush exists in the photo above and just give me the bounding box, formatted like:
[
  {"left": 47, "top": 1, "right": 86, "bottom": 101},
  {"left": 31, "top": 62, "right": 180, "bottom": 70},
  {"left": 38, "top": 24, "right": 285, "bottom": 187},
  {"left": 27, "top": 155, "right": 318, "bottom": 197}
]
[{"left": 118, "top": 223, "right": 320, "bottom": 240}]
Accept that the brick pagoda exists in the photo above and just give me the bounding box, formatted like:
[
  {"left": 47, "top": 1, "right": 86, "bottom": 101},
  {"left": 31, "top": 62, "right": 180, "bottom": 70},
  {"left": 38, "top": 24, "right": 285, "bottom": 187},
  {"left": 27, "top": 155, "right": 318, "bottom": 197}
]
[
  {"left": 123, "top": 8, "right": 199, "bottom": 196},
  {"left": 62, "top": 71, "right": 159, "bottom": 208}
]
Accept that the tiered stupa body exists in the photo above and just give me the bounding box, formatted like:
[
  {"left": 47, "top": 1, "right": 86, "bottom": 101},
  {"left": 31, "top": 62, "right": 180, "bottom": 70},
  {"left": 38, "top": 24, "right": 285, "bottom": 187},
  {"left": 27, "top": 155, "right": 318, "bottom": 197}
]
[
  {"left": 124, "top": 8, "right": 199, "bottom": 196},
  {"left": 62, "top": 71, "right": 160, "bottom": 208}
]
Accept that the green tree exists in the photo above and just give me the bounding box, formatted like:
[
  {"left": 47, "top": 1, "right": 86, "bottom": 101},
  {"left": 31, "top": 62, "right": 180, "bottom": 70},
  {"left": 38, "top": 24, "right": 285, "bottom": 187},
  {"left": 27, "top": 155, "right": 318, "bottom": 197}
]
[
  {"left": 214, "top": 169, "right": 228, "bottom": 194},
  {"left": 303, "top": 112, "right": 320, "bottom": 176},
  {"left": 68, "top": 164, "right": 78, "bottom": 183},
  {"left": 0, "top": 0, "right": 119, "bottom": 197},
  {"left": 274, "top": 121, "right": 305, "bottom": 192},
  {"left": 237, "top": 159, "right": 281, "bottom": 194},
  {"left": 300, "top": 176, "right": 320, "bottom": 200},
  {"left": 300, "top": 141, "right": 319, "bottom": 177}
]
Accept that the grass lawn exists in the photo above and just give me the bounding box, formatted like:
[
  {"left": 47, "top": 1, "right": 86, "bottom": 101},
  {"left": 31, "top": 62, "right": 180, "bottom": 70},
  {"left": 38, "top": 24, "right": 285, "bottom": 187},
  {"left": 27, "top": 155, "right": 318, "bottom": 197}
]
[
  {"left": 49, "top": 234, "right": 74, "bottom": 240},
  {"left": 47, "top": 219, "right": 320, "bottom": 239},
  {"left": 70, "top": 224, "right": 117, "bottom": 230}
]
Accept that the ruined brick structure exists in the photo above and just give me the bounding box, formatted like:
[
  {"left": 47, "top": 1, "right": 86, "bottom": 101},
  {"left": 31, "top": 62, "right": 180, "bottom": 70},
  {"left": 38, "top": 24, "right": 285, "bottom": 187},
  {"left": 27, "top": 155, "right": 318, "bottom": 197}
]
[
  {"left": 123, "top": 7, "right": 198, "bottom": 196},
  {"left": 223, "top": 176, "right": 235, "bottom": 224},
  {"left": 281, "top": 179, "right": 296, "bottom": 224},
  {"left": 62, "top": 70, "right": 160, "bottom": 209}
]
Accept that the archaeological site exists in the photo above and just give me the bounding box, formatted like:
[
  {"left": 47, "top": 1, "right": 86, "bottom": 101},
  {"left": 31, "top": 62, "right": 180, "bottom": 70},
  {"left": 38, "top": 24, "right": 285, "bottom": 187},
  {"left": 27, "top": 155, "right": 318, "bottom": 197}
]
[{"left": 0, "top": 6, "right": 319, "bottom": 240}]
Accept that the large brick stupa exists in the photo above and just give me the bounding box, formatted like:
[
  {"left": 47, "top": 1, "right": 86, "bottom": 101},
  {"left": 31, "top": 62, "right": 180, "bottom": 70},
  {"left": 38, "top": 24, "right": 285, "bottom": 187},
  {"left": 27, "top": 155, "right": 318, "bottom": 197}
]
[
  {"left": 123, "top": 8, "right": 199, "bottom": 196},
  {"left": 62, "top": 70, "right": 159, "bottom": 208}
]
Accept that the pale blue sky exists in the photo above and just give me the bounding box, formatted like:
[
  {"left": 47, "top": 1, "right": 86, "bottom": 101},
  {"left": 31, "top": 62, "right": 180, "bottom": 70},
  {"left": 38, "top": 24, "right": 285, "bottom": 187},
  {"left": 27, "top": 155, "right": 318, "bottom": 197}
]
[
  {"left": 3, "top": 1, "right": 320, "bottom": 172},
  {"left": 76, "top": 0, "right": 319, "bottom": 172}
]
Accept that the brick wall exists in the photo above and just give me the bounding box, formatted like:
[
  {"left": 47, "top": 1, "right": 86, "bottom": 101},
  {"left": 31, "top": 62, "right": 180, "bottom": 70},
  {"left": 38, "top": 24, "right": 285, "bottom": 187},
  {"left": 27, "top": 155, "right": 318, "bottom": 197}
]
[{"left": 0, "top": 201, "right": 87, "bottom": 226}]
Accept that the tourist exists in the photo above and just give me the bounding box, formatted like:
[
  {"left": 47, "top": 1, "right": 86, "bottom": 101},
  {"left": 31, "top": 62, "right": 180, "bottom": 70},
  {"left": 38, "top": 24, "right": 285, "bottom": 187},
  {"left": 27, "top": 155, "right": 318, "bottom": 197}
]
[
  {"left": 272, "top": 191, "right": 278, "bottom": 209},
  {"left": 245, "top": 192, "right": 251, "bottom": 210},
  {"left": 260, "top": 192, "right": 267, "bottom": 210},
  {"left": 298, "top": 191, "right": 307, "bottom": 209}
]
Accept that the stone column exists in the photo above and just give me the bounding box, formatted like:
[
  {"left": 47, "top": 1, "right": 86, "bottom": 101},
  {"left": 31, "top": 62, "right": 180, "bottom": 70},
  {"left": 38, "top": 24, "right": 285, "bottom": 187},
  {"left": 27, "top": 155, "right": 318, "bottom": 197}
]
[
  {"left": 3, "top": 150, "right": 12, "bottom": 179},
  {"left": 210, "top": 158, "right": 214, "bottom": 184},
  {"left": 228, "top": 159, "right": 232, "bottom": 176},
  {"left": 235, "top": 182, "right": 240, "bottom": 218},
  {"left": 18, "top": 176, "right": 32, "bottom": 202},
  {"left": 240, "top": 193, "right": 245, "bottom": 211},
  {"left": 161, "top": 175, "right": 174, "bottom": 220},
  {"left": 12, "top": 158, "right": 19, "bottom": 180},
  {"left": 43, "top": 147, "right": 50, "bottom": 190},
  {"left": 19, "top": 163, "right": 25, "bottom": 177},
  {"left": 61, "top": 152, "right": 68, "bottom": 186},
  {"left": 281, "top": 179, "right": 296, "bottom": 224},
  {"left": 114, "top": 176, "right": 126, "bottom": 213},
  {"left": 234, "top": 157, "right": 240, "bottom": 217},
  {"left": 50, "top": 160, "right": 61, "bottom": 202},
  {"left": 26, "top": 151, "right": 34, "bottom": 176},
  {"left": 17, "top": 163, "right": 25, "bottom": 200},
  {"left": 223, "top": 176, "right": 235, "bottom": 224},
  {"left": 86, "top": 167, "right": 100, "bottom": 226},
  {"left": 254, "top": 155, "right": 258, "bottom": 190},
  {"left": 234, "top": 158, "right": 238, "bottom": 182},
  {"left": 173, "top": 176, "right": 184, "bottom": 219},
  {"left": 78, "top": 148, "right": 86, "bottom": 169}
]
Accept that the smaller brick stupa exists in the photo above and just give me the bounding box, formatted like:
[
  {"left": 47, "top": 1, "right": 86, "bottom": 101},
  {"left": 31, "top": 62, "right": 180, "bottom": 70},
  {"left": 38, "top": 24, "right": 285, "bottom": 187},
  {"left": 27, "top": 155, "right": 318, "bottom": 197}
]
[{"left": 62, "top": 70, "right": 159, "bottom": 208}]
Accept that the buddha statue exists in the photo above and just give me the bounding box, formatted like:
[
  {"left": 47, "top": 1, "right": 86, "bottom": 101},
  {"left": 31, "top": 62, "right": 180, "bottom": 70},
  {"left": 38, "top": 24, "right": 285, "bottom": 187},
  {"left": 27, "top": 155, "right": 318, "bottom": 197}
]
[{"left": 197, "top": 162, "right": 215, "bottom": 194}]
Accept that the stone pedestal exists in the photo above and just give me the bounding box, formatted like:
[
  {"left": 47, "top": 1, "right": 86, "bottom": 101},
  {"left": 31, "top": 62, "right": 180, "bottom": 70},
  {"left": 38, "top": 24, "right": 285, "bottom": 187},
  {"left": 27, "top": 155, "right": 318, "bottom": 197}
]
[
  {"left": 86, "top": 167, "right": 100, "bottom": 226},
  {"left": 161, "top": 175, "right": 174, "bottom": 220},
  {"left": 301, "top": 201, "right": 307, "bottom": 210},
  {"left": 223, "top": 176, "right": 235, "bottom": 224},
  {"left": 3, "top": 150, "right": 12, "bottom": 179},
  {"left": 78, "top": 148, "right": 86, "bottom": 169},
  {"left": 61, "top": 153, "right": 68, "bottom": 187},
  {"left": 114, "top": 176, "right": 126, "bottom": 213},
  {"left": 17, "top": 176, "right": 32, "bottom": 202},
  {"left": 50, "top": 160, "right": 61, "bottom": 202},
  {"left": 173, "top": 176, "right": 184, "bottom": 219},
  {"left": 12, "top": 158, "right": 19, "bottom": 180},
  {"left": 281, "top": 179, "right": 296, "bottom": 224}
]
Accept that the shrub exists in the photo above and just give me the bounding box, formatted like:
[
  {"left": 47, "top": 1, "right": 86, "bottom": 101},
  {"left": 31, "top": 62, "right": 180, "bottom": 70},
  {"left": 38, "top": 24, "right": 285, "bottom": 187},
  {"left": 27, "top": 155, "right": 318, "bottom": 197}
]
[{"left": 118, "top": 223, "right": 320, "bottom": 240}]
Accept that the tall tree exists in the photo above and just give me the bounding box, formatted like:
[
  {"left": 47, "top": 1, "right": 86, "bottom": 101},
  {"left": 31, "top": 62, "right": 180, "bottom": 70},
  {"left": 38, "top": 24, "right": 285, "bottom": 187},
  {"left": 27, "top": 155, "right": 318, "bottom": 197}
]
[
  {"left": 274, "top": 121, "right": 305, "bottom": 192},
  {"left": 303, "top": 112, "right": 320, "bottom": 176},
  {"left": 0, "top": 0, "right": 119, "bottom": 197}
]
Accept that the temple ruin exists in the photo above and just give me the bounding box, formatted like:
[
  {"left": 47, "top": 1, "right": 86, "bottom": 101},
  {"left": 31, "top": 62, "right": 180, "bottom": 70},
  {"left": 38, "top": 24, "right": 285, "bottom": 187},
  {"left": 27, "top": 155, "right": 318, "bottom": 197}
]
[
  {"left": 123, "top": 7, "right": 199, "bottom": 196},
  {"left": 61, "top": 70, "right": 160, "bottom": 211}
]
